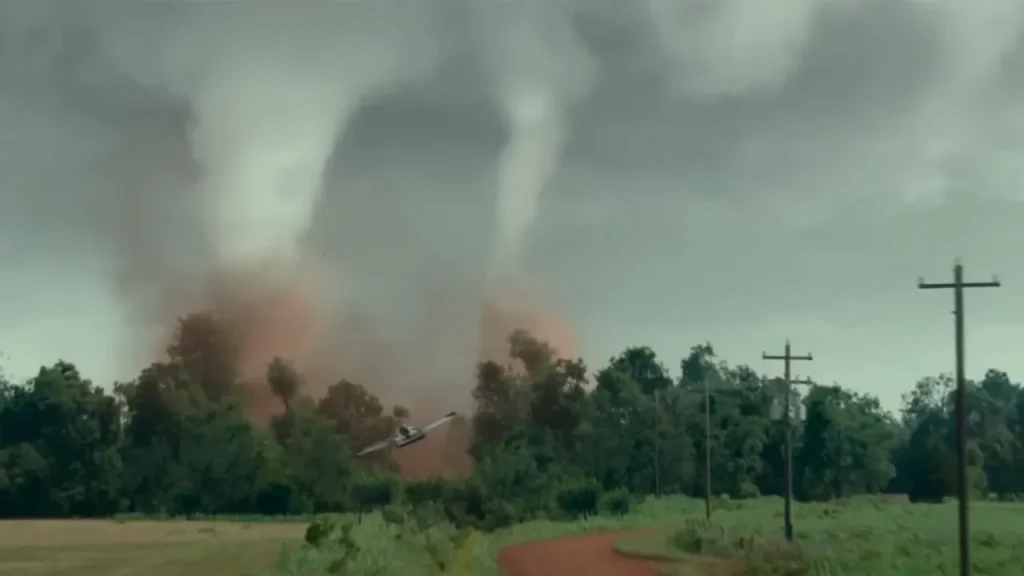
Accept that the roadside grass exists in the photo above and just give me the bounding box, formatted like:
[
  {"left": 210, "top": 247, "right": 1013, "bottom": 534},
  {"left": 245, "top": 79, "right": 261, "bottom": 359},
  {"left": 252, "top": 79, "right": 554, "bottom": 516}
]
[
  {"left": 614, "top": 531, "right": 686, "bottom": 562},
  {"left": 613, "top": 496, "right": 1024, "bottom": 576}
]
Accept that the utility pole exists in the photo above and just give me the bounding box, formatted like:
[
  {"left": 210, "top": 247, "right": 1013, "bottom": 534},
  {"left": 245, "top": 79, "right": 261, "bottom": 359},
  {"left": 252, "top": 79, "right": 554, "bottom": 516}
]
[
  {"left": 654, "top": 389, "right": 661, "bottom": 498},
  {"left": 703, "top": 375, "right": 712, "bottom": 521},
  {"left": 762, "top": 341, "right": 813, "bottom": 542},
  {"left": 918, "top": 261, "right": 1000, "bottom": 576},
  {"left": 678, "top": 375, "right": 716, "bottom": 519}
]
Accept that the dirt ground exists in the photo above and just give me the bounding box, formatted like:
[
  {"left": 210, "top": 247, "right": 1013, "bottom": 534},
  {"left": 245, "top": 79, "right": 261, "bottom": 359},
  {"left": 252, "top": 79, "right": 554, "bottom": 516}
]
[
  {"left": 0, "top": 520, "right": 304, "bottom": 576},
  {"left": 499, "top": 531, "right": 667, "bottom": 576}
]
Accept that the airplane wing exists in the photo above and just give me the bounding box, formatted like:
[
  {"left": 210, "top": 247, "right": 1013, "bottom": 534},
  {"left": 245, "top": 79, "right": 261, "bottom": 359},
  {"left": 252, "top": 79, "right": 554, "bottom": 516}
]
[
  {"left": 421, "top": 411, "right": 457, "bottom": 432},
  {"left": 357, "top": 438, "right": 391, "bottom": 456}
]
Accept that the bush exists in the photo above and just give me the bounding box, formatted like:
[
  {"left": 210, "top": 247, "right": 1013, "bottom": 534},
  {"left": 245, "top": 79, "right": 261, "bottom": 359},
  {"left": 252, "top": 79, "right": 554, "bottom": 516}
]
[
  {"left": 481, "top": 497, "right": 519, "bottom": 530},
  {"left": 669, "top": 517, "right": 825, "bottom": 576},
  {"left": 380, "top": 504, "right": 410, "bottom": 527},
  {"left": 408, "top": 501, "right": 450, "bottom": 531},
  {"left": 672, "top": 519, "right": 731, "bottom": 556},
  {"left": 743, "top": 539, "right": 818, "bottom": 576},
  {"left": 304, "top": 514, "right": 356, "bottom": 548},
  {"left": 349, "top": 477, "right": 398, "bottom": 516},
  {"left": 440, "top": 477, "right": 487, "bottom": 528},
  {"left": 404, "top": 478, "right": 449, "bottom": 508},
  {"left": 278, "top": 510, "right": 469, "bottom": 576},
  {"left": 555, "top": 482, "right": 600, "bottom": 519},
  {"left": 599, "top": 488, "right": 634, "bottom": 516},
  {"left": 736, "top": 481, "right": 761, "bottom": 499}
]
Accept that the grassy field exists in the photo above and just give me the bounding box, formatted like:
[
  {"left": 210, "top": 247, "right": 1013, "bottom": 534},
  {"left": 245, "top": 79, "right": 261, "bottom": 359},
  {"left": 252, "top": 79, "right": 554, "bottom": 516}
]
[
  {"left": 3, "top": 496, "right": 1023, "bottom": 575},
  {"left": 0, "top": 519, "right": 305, "bottom": 576},
  {"left": 614, "top": 496, "right": 1024, "bottom": 575}
]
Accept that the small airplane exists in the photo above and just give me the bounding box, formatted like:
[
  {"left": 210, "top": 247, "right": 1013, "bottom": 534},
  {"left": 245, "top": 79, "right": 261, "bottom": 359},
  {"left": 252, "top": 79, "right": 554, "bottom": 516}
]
[{"left": 357, "top": 411, "right": 458, "bottom": 456}]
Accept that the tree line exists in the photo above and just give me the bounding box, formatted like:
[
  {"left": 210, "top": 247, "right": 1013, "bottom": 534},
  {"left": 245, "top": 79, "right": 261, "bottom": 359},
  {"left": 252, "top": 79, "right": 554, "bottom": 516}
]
[{"left": 1, "top": 313, "right": 1022, "bottom": 525}]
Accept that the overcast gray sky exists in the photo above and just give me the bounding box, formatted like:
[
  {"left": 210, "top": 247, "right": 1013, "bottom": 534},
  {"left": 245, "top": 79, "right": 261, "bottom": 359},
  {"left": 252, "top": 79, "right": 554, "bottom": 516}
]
[{"left": 2, "top": 0, "right": 1023, "bottom": 412}]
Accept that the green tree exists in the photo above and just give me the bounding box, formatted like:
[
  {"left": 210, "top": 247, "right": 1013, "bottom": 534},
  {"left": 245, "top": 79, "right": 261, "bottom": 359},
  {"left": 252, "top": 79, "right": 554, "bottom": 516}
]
[
  {"left": 527, "top": 358, "right": 588, "bottom": 451},
  {"left": 471, "top": 361, "right": 528, "bottom": 457},
  {"left": 798, "top": 386, "right": 895, "bottom": 500},
  {"left": 578, "top": 368, "right": 646, "bottom": 491},
  {"left": 904, "top": 410, "right": 955, "bottom": 502},
  {"left": 0, "top": 363, "right": 123, "bottom": 517},
  {"left": 972, "top": 370, "right": 1019, "bottom": 497},
  {"left": 607, "top": 346, "right": 673, "bottom": 396},
  {"left": 269, "top": 397, "right": 353, "bottom": 513}
]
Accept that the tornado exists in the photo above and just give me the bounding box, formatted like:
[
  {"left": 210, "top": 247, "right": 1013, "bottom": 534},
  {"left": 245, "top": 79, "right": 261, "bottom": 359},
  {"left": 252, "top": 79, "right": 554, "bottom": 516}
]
[
  {"left": 473, "top": 3, "right": 599, "bottom": 282},
  {"left": 82, "top": 2, "right": 442, "bottom": 388},
  {"left": 92, "top": 3, "right": 439, "bottom": 277}
]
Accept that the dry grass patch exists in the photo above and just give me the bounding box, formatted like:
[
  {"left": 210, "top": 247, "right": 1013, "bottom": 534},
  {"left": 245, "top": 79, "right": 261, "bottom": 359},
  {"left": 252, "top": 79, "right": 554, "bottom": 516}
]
[{"left": 0, "top": 520, "right": 304, "bottom": 576}]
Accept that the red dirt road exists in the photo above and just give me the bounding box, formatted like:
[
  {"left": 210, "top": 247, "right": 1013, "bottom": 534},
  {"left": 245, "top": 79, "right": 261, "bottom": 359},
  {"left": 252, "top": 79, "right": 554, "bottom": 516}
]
[{"left": 498, "top": 531, "right": 664, "bottom": 576}]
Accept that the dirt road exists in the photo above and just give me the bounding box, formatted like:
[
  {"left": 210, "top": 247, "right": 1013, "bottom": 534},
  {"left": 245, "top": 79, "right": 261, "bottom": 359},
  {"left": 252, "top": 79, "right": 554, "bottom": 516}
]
[{"left": 498, "top": 531, "right": 664, "bottom": 576}]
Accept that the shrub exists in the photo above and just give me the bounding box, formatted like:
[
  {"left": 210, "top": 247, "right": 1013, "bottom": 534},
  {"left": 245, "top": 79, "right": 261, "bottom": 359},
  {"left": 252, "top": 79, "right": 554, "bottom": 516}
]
[
  {"left": 380, "top": 503, "right": 410, "bottom": 528},
  {"left": 671, "top": 518, "right": 730, "bottom": 556},
  {"left": 304, "top": 514, "right": 356, "bottom": 548},
  {"left": 599, "top": 488, "right": 634, "bottom": 516},
  {"left": 555, "top": 482, "right": 600, "bottom": 519},
  {"left": 408, "top": 501, "right": 449, "bottom": 531},
  {"left": 404, "top": 478, "right": 448, "bottom": 508},
  {"left": 736, "top": 481, "right": 761, "bottom": 499},
  {"left": 278, "top": 510, "right": 468, "bottom": 576},
  {"left": 743, "top": 539, "right": 817, "bottom": 576},
  {"left": 481, "top": 497, "right": 519, "bottom": 530},
  {"left": 669, "top": 516, "right": 824, "bottom": 576},
  {"left": 440, "top": 479, "right": 508, "bottom": 530},
  {"left": 349, "top": 477, "right": 398, "bottom": 517}
]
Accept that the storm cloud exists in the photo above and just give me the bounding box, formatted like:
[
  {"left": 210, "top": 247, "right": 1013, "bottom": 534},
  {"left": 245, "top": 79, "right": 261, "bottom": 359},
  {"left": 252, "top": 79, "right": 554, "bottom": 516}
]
[{"left": 1, "top": 0, "right": 1023, "bottom": 410}]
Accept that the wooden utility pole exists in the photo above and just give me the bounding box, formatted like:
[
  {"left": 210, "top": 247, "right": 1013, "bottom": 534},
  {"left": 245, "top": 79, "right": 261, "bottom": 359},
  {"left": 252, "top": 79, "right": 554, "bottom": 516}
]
[
  {"left": 704, "top": 375, "right": 712, "bottom": 521},
  {"left": 918, "top": 261, "right": 1000, "bottom": 576},
  {"left": 762, "top": 341, "right": 813, "bottom": 542},
  {"left": 654, "top": 389, "right": 661, "bottom": 498},
  {"left": 677, "top": 376, "right": 716, "bottom": 519}
]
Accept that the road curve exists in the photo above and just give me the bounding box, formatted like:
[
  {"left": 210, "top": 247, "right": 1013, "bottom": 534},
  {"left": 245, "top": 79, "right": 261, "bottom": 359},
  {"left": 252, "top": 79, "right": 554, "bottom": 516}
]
[{"left": 498, "top": 531, "right": 664, "bottom": 576}]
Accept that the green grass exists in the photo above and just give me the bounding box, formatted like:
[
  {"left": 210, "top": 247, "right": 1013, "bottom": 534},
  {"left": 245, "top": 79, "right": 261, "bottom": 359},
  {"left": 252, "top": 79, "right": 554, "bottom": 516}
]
[
  {"left": 614, "top": 496, "right": 1024, "bottom": 576},
  {"left": 7, "top": 496, "right": 1020, "bottom": 576}
]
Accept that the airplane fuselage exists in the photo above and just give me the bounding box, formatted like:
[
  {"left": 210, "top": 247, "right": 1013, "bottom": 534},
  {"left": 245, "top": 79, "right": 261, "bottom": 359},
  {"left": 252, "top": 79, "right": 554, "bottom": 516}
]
[{"left": 394, "top": 430, "right": 427, "bottom": 448}]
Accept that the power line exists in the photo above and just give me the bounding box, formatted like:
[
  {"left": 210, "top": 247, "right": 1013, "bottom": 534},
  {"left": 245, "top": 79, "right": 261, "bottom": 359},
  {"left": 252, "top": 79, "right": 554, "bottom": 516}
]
[
  {"left": 762, "top": 341, "right": 813, "bottom": 542},
  {"left": 918, "top": 261, "right": 1000, "bottom": 576}
]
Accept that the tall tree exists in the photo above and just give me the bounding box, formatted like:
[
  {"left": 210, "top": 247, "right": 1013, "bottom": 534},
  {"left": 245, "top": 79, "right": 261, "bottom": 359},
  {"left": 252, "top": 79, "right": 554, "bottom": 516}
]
[
  {"left": 608, "top": 347, "right": 673, "bottom": 395},
  {"left": 0, "top": 363, "right": 122, "bottom": 516},
  {"left": 471, "top": 361, "right": 528, "bottom": 457},
  {"left": 267, "top": 357, "right": 302, "bottom": 412},
  {"left": 317, "top": 379, "right": 398, "bottom": 457},
  {"left": 165, "top": 313, "right": 240, "bottom": 402}
]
